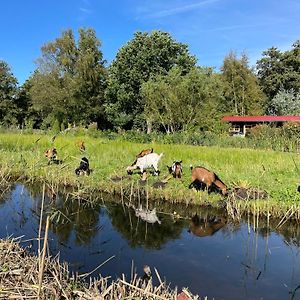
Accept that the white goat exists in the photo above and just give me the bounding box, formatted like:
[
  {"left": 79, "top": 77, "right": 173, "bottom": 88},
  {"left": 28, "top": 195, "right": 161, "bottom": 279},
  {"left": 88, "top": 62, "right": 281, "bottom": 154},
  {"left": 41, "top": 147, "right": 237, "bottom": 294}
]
[{"left": 127, "top": 153, "right": 163, "bottom": 176}]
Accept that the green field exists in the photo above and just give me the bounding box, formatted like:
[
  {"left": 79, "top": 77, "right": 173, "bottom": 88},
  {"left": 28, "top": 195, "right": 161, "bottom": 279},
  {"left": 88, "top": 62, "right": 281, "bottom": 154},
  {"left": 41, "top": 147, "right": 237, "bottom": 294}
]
[{"left": 0, "top": 132, "right": 299, "bottom": 220}]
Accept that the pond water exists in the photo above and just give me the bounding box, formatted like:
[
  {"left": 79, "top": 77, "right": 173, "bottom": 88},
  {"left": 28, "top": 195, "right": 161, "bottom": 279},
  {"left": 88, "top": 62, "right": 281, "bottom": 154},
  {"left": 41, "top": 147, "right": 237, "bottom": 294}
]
[{"left": 1, "top": 184, "right": 300, "bottom": 300}]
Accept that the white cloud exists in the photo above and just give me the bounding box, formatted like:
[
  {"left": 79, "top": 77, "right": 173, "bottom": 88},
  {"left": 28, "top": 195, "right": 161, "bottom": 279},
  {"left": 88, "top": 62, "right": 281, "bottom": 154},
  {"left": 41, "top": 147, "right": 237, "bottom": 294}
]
[
  {"left": 79, "top": 7, "right": 92, "bottom": 14},
  {"left": 137, "top": 0, "right": 220, "bottom": 19}
]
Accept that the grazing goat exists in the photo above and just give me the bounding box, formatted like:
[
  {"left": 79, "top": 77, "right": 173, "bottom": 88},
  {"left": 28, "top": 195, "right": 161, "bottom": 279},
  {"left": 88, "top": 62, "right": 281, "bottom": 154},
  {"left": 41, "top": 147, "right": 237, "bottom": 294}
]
[
  {"left": 75, "top": 140, "right": 85, "bottom": 152},
  {"left": 189, "top": 166, "right": 228, "bottom": 196},
  {"left": 127, "top": 153, "right": 163, "bottom": 176},
  {"left": 131, "top": 148, "right": 154, "bottom": 166},
  {"left": 167, "top": 161, "right": 183, "bottom": 178},
  {"left": 78, "top": 141, "right": 85, "bottom": 152},
  {"left": 137, "top": 148, "right": 153, "bottom": 158},
  {"left": 75, "top": 157, "right": 91, "bottom": 176},
  {"left": 188, "top": 214, "right": 226, "bottom": 237},
  {"left": 44, "top": 148, "right": 62, "bottom": 165}
]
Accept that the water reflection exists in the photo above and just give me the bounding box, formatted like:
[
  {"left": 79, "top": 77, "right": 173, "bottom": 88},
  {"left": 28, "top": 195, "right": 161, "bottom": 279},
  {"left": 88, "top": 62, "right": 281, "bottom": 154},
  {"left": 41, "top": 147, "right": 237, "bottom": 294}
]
[
  {"left": 28, "top": 184, "right": 103, "bottom": 246},
  {"left": 107, "top": 204, "right": 186, "bottom": 249},
  {"left": 188, "top": 214, "right": 226, "bottom": 237},
  {"left": 0, "top": 184, "right": 300, "bottom": 300}
]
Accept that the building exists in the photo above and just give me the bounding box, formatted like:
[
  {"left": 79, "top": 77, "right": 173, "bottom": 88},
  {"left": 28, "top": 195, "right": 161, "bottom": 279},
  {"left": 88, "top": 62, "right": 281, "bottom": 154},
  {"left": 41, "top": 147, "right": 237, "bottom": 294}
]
[{"left": 222, "top": 115, "right": 300, "bottom": 136}]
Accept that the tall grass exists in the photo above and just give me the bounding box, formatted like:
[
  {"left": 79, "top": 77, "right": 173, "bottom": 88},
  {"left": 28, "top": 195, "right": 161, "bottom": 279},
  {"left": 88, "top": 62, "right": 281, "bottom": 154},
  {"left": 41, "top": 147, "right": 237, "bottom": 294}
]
[{"left": 0, "top": 131, "right": 299, "bottom": 220}]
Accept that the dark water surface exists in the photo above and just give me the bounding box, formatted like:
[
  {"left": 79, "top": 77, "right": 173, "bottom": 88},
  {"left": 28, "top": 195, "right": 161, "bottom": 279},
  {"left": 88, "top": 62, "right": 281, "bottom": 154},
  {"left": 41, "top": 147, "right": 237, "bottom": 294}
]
[{"left": 1, "top": 184, "right": 300, "bottom": 300}]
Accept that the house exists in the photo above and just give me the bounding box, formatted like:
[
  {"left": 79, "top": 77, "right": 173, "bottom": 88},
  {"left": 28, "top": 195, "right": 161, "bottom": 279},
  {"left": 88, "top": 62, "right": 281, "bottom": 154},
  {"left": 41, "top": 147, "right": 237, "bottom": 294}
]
[{"left": 222, "top": 115, "right": 300, "bottom": 136}]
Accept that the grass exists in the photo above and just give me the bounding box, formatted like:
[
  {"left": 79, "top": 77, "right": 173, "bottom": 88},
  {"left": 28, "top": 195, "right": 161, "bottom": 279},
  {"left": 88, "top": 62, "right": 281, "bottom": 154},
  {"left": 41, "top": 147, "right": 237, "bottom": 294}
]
[{"left": 0, "top": 131, "right": 299, "bottom": 220}]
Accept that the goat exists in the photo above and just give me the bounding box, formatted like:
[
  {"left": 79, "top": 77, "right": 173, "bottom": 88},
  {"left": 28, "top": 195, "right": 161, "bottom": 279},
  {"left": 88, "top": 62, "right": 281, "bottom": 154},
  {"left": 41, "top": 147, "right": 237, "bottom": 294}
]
[
  {"left": 75, "top": 140, "right": 85, "bottom": 152},
  {"left": 189, "top": 166, "right": 228, "bottom": 196},
  {"left": 188, "top": 214, "right": 226, "bottom": 237},
  {"left": 131, "top": 148, "right": 154, "bottom": 166},
  {"left": 44, "top": 148, "right": 62, "bottom": 165},
  {"left": 127, "top": 153, "right": 163, "bottom": 176},
  {"left": 78, "top": 141, "right": 85, "bottom": 152},
  {"left": 75, "top": 157, "right": 90, "bottom": 176},
  {"left": 167, "top": 161, "right": 183, "bottom": 178},
  {"left": 137, "top": 148, "right": 153, "bottom": 158}
]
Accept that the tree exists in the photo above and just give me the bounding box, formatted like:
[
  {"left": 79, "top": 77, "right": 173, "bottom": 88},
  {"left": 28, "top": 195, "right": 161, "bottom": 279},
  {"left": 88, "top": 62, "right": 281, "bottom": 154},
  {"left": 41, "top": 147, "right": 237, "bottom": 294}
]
[
  {"left": 221, "top": 52, "right": 266, "bottom": 116},
  {"left": 141, "top": 67, "right": 225, "bottom": 133},
  {"left": 105, "top": 30, "right": 196, "bottom": 131},
  {"left": 73, "top": 28, "right": 108, "bottom": 128},
  {"left": 267, "top": 89, "right": 300, "bottom": 115},
  {"left": 0, "top": 60, "right": 19, "bottom": 126},
  {"left": 256, "top": 40, "right": 300, "bottom": 101},
  {"left": 29, "top": 28, "right": 107, "bottom": 129},
  {"left": 18, "top": 77, "right": 43, "bottom": 128}
]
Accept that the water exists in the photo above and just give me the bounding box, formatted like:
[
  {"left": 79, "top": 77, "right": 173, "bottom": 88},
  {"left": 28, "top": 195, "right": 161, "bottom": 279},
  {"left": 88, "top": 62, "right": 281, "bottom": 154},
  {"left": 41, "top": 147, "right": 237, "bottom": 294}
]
[{"left": 0, "top": 184, "right": 300, "bottom": 300}]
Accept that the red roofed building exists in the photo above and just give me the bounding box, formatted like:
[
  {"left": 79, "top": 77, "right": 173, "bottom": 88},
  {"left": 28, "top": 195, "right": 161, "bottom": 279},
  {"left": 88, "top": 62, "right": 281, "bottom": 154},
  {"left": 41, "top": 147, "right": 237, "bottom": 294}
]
[{"left": 222, "top": 115, "right": 300, "bottom": 136}]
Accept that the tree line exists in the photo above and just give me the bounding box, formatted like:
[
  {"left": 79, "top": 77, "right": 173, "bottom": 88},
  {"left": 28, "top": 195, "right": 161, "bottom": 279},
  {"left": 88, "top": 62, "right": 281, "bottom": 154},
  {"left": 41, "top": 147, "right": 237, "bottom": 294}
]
[{"left": 0, "top": 28, "right": 299, "bottom": 133}]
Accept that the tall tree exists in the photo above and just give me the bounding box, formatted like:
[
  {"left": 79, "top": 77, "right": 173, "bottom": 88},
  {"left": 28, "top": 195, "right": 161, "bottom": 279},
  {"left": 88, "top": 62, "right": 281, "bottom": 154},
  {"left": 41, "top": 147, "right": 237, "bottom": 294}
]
[
  {"left": 18, "top": 77, "right": 42, "bottom": 128},
  {"left": 73, "top": 28, "right": 107, "bottom": 128},
  {"left": 256, "top": 40, "right": 300, "bottom": 101},
  {"left": 0, "top": 60, "right": 19, "bottom": 126},
  {"left": 29, "top": 28, "right": 107, "bottom": 129},
  {"left": 105, "top": 30, "right": 196, "bottom": 131},
  {"left": 221, "top": 52, "right": 266, "bottom": 116},
  {"left": 141, "top": 67, "right": 225, "bottom": 133}
]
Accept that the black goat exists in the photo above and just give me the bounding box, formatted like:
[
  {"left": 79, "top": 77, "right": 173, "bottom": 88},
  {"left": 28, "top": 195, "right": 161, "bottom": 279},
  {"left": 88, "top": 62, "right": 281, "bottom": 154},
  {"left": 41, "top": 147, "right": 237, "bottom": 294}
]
[{"left": 75, "top": 157, "right": 90, "bottom": 176}]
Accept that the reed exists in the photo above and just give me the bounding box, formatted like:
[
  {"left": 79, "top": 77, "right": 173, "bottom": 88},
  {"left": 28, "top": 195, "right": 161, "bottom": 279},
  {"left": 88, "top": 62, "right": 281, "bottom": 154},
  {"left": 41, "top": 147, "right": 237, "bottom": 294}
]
[{"left": 0, "top": 238, "right": 199, "bottom": 299}]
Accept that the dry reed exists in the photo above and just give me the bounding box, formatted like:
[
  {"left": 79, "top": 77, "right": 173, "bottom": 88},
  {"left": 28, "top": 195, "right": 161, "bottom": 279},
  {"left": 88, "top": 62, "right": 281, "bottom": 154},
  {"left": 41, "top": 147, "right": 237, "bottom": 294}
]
[{"left": 0, "top": 238, "right": 200, "bottom": 299}]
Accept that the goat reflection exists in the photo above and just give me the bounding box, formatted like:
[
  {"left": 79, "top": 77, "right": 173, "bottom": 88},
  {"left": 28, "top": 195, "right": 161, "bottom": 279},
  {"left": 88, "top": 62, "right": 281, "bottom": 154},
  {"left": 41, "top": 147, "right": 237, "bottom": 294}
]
[{"left": 188, "top": 214, "right": 226, "bottom": 237}]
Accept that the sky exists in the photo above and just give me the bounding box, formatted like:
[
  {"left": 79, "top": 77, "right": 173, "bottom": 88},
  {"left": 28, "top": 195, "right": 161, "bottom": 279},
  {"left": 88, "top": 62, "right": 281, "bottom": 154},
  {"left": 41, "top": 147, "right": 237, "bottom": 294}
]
[{"left": 0, "top": 0, "right": 299, "bottom": 85}]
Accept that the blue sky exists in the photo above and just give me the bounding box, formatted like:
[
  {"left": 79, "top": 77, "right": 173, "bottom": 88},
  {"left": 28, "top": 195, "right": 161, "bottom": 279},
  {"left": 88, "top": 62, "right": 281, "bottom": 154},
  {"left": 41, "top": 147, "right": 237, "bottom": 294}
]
[{"left": 0, "top": 0, "right": 299, "bottom": 85}]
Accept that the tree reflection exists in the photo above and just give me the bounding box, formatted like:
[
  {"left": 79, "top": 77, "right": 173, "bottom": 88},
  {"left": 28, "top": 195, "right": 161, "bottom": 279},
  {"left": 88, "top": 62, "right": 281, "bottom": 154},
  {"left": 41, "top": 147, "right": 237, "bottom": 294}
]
[{"left": 27, "top": 184, "right": 101, "bottom": 246}]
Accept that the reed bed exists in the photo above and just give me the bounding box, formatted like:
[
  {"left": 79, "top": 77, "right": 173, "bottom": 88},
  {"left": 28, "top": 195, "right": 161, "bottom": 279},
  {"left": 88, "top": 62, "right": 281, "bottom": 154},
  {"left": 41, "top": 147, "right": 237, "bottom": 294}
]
[{"left": 0, "top": 238, "right": 199, "bottom": 300}]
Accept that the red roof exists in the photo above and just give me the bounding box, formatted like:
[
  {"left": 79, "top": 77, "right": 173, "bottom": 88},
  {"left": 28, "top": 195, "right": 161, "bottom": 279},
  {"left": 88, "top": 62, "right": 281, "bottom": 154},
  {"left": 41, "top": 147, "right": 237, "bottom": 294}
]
[{"left": 222, "top": 116, "right": 300, "bottom": 122}]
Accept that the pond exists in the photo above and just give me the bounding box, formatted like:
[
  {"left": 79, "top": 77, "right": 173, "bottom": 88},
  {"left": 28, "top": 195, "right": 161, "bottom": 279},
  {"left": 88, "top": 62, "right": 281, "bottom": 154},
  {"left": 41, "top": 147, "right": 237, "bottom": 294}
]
[{"left": 0, "top": 184, "right": 300, "bottom": 300}]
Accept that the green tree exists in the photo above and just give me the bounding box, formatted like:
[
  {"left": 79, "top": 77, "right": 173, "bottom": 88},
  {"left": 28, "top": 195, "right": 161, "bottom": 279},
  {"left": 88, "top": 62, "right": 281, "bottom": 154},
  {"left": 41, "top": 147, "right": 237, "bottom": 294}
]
[
  {"left": 29, "top": 28, "right": 107, "bottom": 129},
  {"left": 0, "top": 60, "right": 19, "bottom": 126},
  {"left": 18, "top": 77, "right": 43, "bottom": 128},
  {"left": 221, "top": 52, "right": 266, "bottom": 116},
  {"left": 268, "top": 89, "right": 300, "bottom": 115},
  {"left": 256, "top": 40, "right": 300, "bottom": 101},
  {"left": 141, "top": 67, "right": 225, "bottom": 133},
  {"left": 105, "top": 30, "right": 196, "bottom": 131},
  {"left": 73, "top": 28, "right": 108, "bottom": 128}
]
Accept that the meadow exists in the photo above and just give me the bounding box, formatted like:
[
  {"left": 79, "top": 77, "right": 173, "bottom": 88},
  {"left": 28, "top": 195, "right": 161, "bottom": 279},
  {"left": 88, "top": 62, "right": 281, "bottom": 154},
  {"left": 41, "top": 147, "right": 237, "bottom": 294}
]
[{"left": 0, "top": 131, "right": 299, "bottom": 221}]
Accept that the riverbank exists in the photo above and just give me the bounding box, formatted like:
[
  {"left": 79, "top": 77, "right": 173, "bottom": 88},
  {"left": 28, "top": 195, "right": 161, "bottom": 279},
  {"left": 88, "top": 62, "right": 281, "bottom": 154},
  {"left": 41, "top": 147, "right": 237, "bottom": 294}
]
[
  {"left": 0, "top": 238, "right": 198, "bottom": 299},
  {"left": 0, "top": 132, "right": 299, "bottom": 221}
]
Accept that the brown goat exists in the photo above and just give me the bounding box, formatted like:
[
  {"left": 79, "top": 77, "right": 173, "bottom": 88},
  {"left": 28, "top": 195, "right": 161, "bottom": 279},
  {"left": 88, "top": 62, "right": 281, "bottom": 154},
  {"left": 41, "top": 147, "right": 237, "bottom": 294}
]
[
  {"left": 75, "top": 140, "right": 85, "bottom": 152},
  {"left": 44, "top": 148, "right": 62, "bottom": 165},
  {"left": 131, "top": 148, "right": 154, "bottom": 166},
  {"left": 44, "top": 148, "right": 57, "bottom": 161},
  {"left": 137, "top": 148, "right": 153, "bottom": 158},
  {"left": 188, "top": 214, "right": 226, "bottom": 237},
  {"left": 189, "top": 166, "right": 228, "bottom": 196}
]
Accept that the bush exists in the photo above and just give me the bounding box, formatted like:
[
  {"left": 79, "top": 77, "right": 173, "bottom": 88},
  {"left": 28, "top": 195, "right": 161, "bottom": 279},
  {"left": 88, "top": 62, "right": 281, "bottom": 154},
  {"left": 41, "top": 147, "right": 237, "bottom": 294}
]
[{"left": 282, "top": 122, "right": 300, "bottom": 139}]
